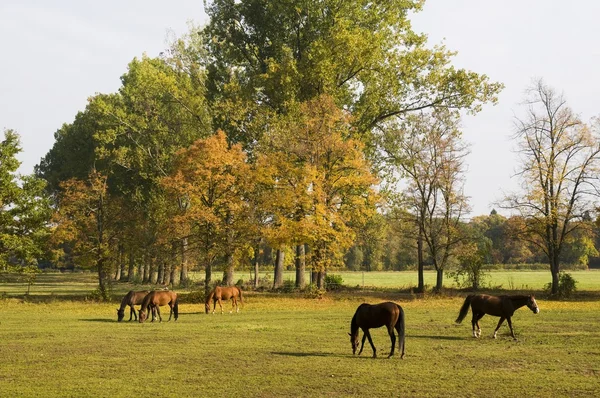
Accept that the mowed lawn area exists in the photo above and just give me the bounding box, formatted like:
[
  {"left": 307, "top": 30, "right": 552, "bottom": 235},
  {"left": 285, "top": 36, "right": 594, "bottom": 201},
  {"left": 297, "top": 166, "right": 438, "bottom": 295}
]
[{"left": 1, "top": 271, "right": 600, "bottom": 397}]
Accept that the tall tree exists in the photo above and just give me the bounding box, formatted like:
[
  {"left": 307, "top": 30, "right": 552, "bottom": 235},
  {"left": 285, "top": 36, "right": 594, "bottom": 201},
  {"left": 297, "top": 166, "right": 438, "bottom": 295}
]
[
  {"left": 162, "top": 131, "right": 252, "bottom": 294},
  {"left": 503, "top": 79, "right": 600, "bottom": 294},
  {"left": 382, "top": 109, "right": 470, "bottom": 291},
  {"left": 51, "top": 171, "right": 123, "bottom": 299},
  {"left": 202, "top": 0, "right": 502, "bottom": 151},
  {"left": 1, "top": 130, "right": 51, "bottom": 269}
]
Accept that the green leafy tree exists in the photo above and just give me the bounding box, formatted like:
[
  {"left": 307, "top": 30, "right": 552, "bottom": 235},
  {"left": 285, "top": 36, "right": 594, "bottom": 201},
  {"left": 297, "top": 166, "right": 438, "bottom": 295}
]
[{"left": 1, "top": 130, "right": 51, "bottom": 270}]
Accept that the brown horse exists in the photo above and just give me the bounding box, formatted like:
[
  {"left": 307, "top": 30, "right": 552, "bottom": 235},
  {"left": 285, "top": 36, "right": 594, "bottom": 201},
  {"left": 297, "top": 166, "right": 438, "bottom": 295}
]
[
  {"left": 456, "top": 294, "right": 539, "bottom": 339},
  {"left": 117, "top": 290, "right": 149, "bottom": 322},
  {"left": 138, "top": 290, "right": 179, "bottom": 323},
  {"left": 205, "top": 286, "right": 243, "bottom": 314},
  {"left": 349, "top": 302, "right": 405, "bottom": 359}
]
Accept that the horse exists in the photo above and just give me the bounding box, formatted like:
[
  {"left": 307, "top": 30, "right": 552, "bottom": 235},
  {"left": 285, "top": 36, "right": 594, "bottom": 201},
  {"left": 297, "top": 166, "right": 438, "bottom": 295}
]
[
  {"left": 455, "top": 294, "right": 539, "bottom": 339},
  {"left": 117, "top": 290, "right": 149, "bottom": 322},
  {"left": 205, "top": 286, "right": 243, "bottom": 314},
  {"left": 138, "top": 290, "right": 179, "bottom": 323},
  {"left": 348, "top": 302, "right": 405, "bottom": 359}
]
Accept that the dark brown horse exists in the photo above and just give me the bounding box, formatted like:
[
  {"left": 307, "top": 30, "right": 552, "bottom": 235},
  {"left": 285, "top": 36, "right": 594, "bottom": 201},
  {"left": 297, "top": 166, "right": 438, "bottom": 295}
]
[
  {"left": 456, "top": 294, "right": 539, "bottom": 339},
  {"left": 349, "top": 302, "right": 405, "bottom": 359},
  {"left": 116, "top": 290, "right": 149, "bottom": 322},
  {"left": 138, "top": 290, "right": 179, "bottom": 323},
  {"left": 205, "top": 286, "right": 243, "bottom": 314}
]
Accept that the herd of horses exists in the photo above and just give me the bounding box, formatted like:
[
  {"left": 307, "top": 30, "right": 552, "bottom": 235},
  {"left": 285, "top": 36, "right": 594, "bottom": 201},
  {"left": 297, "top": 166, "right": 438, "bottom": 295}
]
[
  {"left": 117, "top": 287, "right": 539, "bottom": 359},
  {"left": 116, "top": 286, "right": 243, "bottom": 323}
]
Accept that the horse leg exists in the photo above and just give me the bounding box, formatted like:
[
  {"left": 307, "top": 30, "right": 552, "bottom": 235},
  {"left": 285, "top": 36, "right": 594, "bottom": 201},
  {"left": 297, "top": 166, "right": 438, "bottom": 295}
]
[
  {"left": 218, "top": 298, "right": 224, "bottom": 314},
  {"left": 229, "top": 298, "right": 234, "bottom": 314},
  {"left": 474, "top": 313, "right": 485, "bottom": 338},
  {"left": 129, "top": 305, "right": 135, "bottom": 321},
  {"left": 506, "top": 317, "right": 517, "bottom": 340},
  {"left": 156, "top": 306, "right": 162, "bottom": 322},
  {"left": 387, "top": 325, "right": 396, "bottom": 358},
  {"left": 167, "top": 304, "right": 173, "bottom": 321},
  {"left": 471, "top": 313, "right": 479, "bottom": 338},
  {"left": 493, "top": 317, "right": 505, "bottom": 339},
  {"left": 358, "top": 333, "right": 367, "bottom": 356},
  {"left": 364, "top": 330, "right": 377, "bottom": 358}
]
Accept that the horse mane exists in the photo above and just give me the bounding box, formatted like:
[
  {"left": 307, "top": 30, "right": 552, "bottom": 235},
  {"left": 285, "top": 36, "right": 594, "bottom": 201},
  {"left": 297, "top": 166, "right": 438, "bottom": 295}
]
[
  {"left": 350, "top": 311, "right": 359, "bottom": 335},
  {"left": 205, "top": 288, "right": 215, "bottom": 304},
  {"left": 119, "top": 291, "right": 133, "bottom": 310}
]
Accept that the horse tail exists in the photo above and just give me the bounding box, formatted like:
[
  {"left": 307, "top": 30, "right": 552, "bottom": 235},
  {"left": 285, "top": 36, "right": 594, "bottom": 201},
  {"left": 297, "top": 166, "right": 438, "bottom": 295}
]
[
  {"left": 456, "top": 295, "right": 474, "bottom": 324},
  {"left": 238, "top": 287, "right": 244, "bottom": 308},
  {"left": 173, "top": 295, "right": 179, "bottom": 321},
  {"left": 396, "top": 304, "right": 405, "bottom": 359}
]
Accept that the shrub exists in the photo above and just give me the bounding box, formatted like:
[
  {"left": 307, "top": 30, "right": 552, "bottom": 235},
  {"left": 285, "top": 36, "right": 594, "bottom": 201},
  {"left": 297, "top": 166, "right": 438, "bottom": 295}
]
[
  {"left": 324, "top": 274, "right": 344, "bottom": 291},
  {"left": 544, "top": 272, "right": 577, "bottom": 298}
]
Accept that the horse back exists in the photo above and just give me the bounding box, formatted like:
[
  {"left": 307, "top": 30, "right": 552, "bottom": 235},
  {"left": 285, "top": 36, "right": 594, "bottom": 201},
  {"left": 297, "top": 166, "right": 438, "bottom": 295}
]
[
  {"left": 472, "top": 294, "right": 512, "bottom": 317},
  {"left": 356, "top": 302, "right": 400, "bottom": 329}
]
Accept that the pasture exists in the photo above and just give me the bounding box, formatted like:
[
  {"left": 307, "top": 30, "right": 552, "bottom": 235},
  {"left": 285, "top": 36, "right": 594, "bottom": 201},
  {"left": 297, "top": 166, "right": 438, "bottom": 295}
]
[{"left": 1, "top": 272, "right": 600, "bottom": 397}]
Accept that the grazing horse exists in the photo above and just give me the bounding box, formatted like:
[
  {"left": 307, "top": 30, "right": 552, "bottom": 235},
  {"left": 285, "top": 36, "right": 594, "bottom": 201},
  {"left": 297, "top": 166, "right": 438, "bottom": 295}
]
[
  {"left": 138, "top": 290, "right": 179, "bottom": 323},
  {"left": 117, "top": 290, "right": 149, "bottom": 322},
  {"left": 349, "top": 302, "right": 405, "bottom": 359},
  {"left": 205, "top": 286, "right": 243, "bottom": 314},
  {"left": 455, "top": 294, "right": 539, "bottom": 339}
]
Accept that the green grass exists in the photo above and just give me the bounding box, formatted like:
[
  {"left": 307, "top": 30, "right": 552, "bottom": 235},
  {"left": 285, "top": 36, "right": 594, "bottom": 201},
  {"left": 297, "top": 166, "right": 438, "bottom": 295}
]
[
  {"left": 1, "top": 271, "right": 600, "bottom": 397},
  {"left": 1, "top": 295, "right": 599, "bottom": 397}
]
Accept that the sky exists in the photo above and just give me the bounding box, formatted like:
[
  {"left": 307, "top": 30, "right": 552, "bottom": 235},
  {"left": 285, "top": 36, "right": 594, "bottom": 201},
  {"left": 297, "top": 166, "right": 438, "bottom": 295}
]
[{"left": 1, "top": 0, "right": 599, "bottom": 217}]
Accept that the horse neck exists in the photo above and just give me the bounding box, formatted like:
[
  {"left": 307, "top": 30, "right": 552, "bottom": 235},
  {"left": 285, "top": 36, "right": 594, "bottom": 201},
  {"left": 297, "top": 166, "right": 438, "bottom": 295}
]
[
  {"left": 141, "top": 294, "right": 152, "bottom": 311},
  {"left": 206, "top": 291, "right": 214, "bottom": 304},
  {"left": 509, "top": 295, "right": 530, "bottom": 309},
  {"left": 119, "top": 295, "right": 129, "bottom": 310},
  {"left": 350, "top": 314, "right": 359, "bottom": 336}
]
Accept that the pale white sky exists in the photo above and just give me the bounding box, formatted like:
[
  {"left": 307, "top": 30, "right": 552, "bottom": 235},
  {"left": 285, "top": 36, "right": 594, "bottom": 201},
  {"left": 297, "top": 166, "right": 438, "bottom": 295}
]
[{"left": 1, "top": 0, "right": 599, "bottom": 217}]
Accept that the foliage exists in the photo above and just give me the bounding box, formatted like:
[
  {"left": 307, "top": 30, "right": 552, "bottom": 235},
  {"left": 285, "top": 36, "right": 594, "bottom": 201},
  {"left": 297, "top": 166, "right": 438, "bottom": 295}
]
[
  {"left": 544, "top": 272, "right": 578, "bottom": 299},
  {"left": 324, "top": 274, "right": 344, "bottom": 290},
  {"left": 1, "top": 130, "right": 51, "bottom": 270},
  {"left": 504, "top": 80, "right": 600, "bottom": 295}
]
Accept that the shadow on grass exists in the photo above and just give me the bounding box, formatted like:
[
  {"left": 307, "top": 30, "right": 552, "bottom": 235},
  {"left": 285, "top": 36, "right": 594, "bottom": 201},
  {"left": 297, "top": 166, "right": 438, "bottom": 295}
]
[
  {"left": 272, "top": 351, "right": 344, "bottom": 358},
  {"left": 409, "top": 335, "right": 464, "bottom": 341},
  {"left": 79, "top": 318, "right": 117, "bottom": 323}
]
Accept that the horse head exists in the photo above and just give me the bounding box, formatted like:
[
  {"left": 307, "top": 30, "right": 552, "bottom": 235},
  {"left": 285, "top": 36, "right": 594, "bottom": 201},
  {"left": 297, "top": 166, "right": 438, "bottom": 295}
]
[
  {"left": 527, "top": 295, "right": 540, "bottom": 314},
  {"left": 117, "top": 308, "right": 125, "bottom": 322},
  {"left": 138, "top": 309, "right": 147, "bottom": 323},
  {"left": 205, "top": 302, "right": 211, "bottom": 314},
  {"left": 348, "top": 332, "right": 359, "bottom": 355}
]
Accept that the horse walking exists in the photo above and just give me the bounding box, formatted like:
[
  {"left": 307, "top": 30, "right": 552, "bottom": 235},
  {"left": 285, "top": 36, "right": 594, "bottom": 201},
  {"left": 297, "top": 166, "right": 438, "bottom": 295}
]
[
  {"left": 349, "top": 302, "right": 405, "bottom": 359},
  {"left": 117, "top": 290, "right": 149, "bottom": 322},
  {"left": 205, "top": 286, "right": 243, "bottom": 314},
  {"left": 138, "top": 291, "right": 179, "bottom": 323},
  {"left": 456, "top": 294, "right": 539, "bottom": 339}
]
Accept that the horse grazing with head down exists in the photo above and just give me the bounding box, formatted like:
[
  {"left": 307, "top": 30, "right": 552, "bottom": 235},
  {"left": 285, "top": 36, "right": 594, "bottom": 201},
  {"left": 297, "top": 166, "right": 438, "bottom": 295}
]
[
  {"left": 456, "top": 294, "right": 539, "bottom": 339},
  {"left": 117, "top": 290, "right": 149, "bottom": 322},
  {"left": 349, "top": 302, "right": 405, "bottom": 359},
  {"left": 138, "top": 290, "right": 179, "bottom": 323},
  {"left": 205, "top": 286, "right": 243, "bottom": 314}
]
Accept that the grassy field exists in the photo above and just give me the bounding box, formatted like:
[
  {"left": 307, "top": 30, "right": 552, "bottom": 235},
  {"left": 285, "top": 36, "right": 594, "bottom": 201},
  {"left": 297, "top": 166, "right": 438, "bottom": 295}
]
[{"left": 1, "top": 272, "right": 600, "bottom": 397}]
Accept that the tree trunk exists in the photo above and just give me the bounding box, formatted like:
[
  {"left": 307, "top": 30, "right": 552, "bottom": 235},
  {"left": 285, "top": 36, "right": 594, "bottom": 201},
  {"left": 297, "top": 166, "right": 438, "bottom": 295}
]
[
  {"left": 435, "top": 267, "right": 444, "bottom": 291},
  {"left": 316, "top": 271, "right": 325, "bottom": 289},
  {"left": 179, "top": 238, "right": 188, "bottom": 286},
  {"left": 295, "top": 244, "right": 305, "bottom": 289},
  {"left": 157, "top": 260, "right": 164, "bottom": 285},
  {"left": 163, "top": 261, "right": 172, "bottom": 286},
  {"left": 97, "top": 258, "right": 108, "bottom": 300},
  {"left": 311, "top": 269, "right": 318, "bottom": 286},
  {"left": 127, "top": 250, "right": 135, "bottom": 282},
  {"left": 118, "top": 245, "right": 126, "bottom": 281},
  {"left": 205, "top": 261, "right": 212, "bottom": 296},
  {"left": 150, "top": 257, "right": 158, "bottom": 284},
  {"left": 550, "top": 259, "right": 559, "bottom": 295},
  {"left": 273, "top": 248, "right": 284, "bottom": 288},
  {"left": 253, "top": 239, "right": 260, "bottom": 287},
  {"left": 417, "top": 233, "right": 424, "bottom": 293},
  {"left": 224, "top": 251, "right": 234, "bottom": 286}
]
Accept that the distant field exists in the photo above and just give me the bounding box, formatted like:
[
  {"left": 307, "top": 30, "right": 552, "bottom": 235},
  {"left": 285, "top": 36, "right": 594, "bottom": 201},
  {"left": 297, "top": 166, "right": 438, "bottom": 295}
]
[{"left": 3, "top": 269, "right": 600, "bottom": 299}]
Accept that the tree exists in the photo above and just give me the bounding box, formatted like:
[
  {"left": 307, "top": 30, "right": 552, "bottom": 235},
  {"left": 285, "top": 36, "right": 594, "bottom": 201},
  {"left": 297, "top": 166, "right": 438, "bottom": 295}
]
[
  {"left": 257, "top": 95, "right": 378, "bottom": 288},
  {"left": 51, "top": 171, "right": 124, "bottom": 299},
  {"left": 382, "top": 109, "right": 470, "bottom": 291},
  {"left": 162, "top": 131, "right": 252, "bottom": 294},
  {"left": 503, "top": 79, "right": 600, "bottom": 295},
  {"left": 1, "top": 130, "right": 51, "bottom": 270},
  {"left": 202, "top": 0, "right": 502, "bottom": 152}
]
